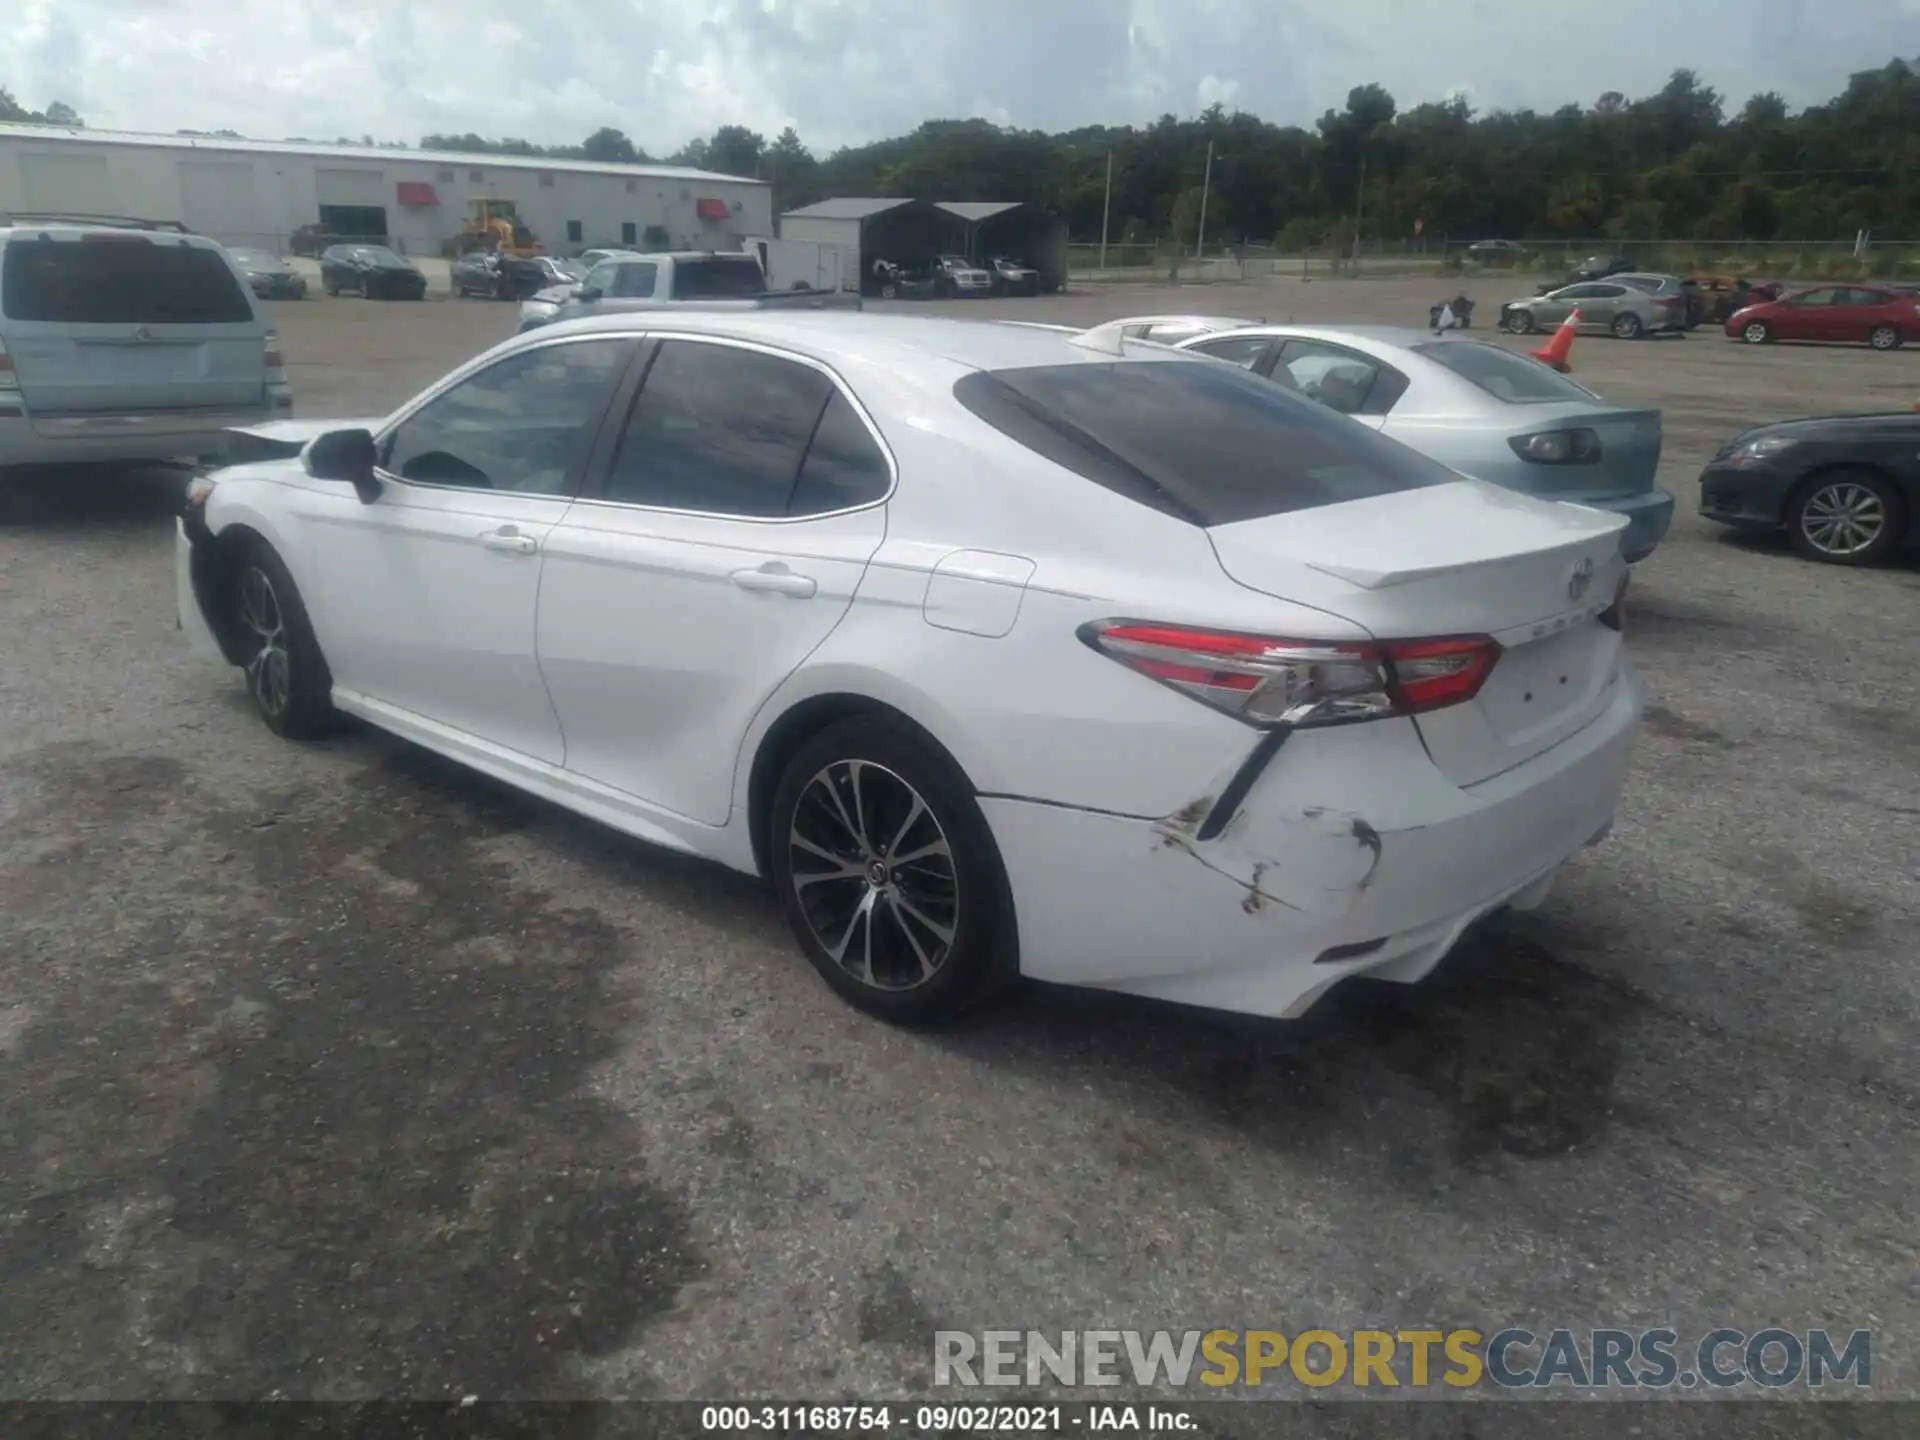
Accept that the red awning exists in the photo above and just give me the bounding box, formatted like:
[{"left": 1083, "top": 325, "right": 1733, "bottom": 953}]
[
  {"left": 696, "top": 197, "right": 732, "bottom": 221},
  {"left": 396, "top": 181, "right": 439, "bottom": 206}
]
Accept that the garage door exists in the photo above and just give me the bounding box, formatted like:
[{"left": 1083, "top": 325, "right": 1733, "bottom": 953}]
[
  {"left": 314, "top": 168, "right": 386, "bottom": 207},
  {"left": 178, "top": 160, "right": 261, "bottom": 245},
  {"left": 17, "top": 152, "right": 115, "bottom": 214}
]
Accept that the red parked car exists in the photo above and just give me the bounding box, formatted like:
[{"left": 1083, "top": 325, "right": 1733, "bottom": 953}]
[{"left": 1726, "top": 284, "right": 1920, "bottom": 351}]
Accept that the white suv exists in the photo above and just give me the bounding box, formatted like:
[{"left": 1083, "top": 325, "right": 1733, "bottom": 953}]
[{"left": 0, "top": 218, "right": 291, "bottom": 468}]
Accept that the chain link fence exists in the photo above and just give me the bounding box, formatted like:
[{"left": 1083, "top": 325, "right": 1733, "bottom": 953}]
[{"left": 1069, "top": 234, "right": 1919, "bottom": 284}]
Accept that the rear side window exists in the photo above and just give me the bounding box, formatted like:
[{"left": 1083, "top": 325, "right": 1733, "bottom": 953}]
[
  {"left": 790, "top": 391, "right": 890, "bottom": 515},
  {"left": 952, "top": 360, "right": 1455, "bottom": 527},
  {"left": 603, "top": 340, "right": 832, "bottom": 515},
  {"left": 1411, "top": 341, "right": 1598, "bottom": 405},
  {"left": 2, "top": 236, "right": 254, "bottom": 324},
  {"left": 670, "top": 257, "right": 767, "bottom": 299},
  {"left": 1185, "top": 334, "right": 1271, "bottom": 369}
]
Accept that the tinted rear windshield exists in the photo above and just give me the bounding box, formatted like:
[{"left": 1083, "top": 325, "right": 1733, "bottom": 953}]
[
  {"left": 3, "top": 236, "right": 254, "bottom": 324},
  {"left": 953, "top": 360, "right": 1457, "bottom": 527},
  {"left": 1411, "top": 340, "right": 1597, "bottom": 405},
  {"left": 670, "top": 256, "right": 768, "bottom": 299}
]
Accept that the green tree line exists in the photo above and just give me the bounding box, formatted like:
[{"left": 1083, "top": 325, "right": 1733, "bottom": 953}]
[
  {"left": 432, "top": 61, "right": 1920, "bottom": 247},
  {"left": 9, "top": 58, "right": 1915, "bottom": 244}
]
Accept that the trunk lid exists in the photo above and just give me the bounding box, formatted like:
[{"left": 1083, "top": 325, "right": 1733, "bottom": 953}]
[
  {"left": 12, "top": 325, "right": 268, "bottom": 416},
  {"left": 1208, "top": 478, "right": 1631, "bottom": 786},
  {"left": 1508, "top": 404, "right": 1662, "bottom": 502}
]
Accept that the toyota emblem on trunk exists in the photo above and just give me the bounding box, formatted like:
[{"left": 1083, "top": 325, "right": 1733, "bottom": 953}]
[{"left": 1567, "top": 556, "right": 1596, "bottom": 601}]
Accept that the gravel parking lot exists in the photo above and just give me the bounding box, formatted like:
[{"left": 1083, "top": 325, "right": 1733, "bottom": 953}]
[{"left": 1, "top": 276, "right": 1916, "bottom": 1408}]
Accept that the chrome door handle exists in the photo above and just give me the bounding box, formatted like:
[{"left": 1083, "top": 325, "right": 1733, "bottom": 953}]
[
  {"left": 730, "top": 565, "right": 817, "bottom": 598},
  {"left": 480, "top": 526, "right": 537, "bottom": 555}
]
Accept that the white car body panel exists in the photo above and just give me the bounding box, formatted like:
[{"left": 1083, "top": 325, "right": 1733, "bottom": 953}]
[{"left": 178, "top": 310, "right": 1641, "bottom": 1021}]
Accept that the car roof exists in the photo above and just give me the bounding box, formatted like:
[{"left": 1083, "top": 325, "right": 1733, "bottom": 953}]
[
  {"left": 527, "top": 310, "right": 1205, "bottom": 376},
  {"left": 0, "top": 222, "right": 221, "bottom": 245}
]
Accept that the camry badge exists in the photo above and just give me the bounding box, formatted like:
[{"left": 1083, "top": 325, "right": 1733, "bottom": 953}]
[{"left": 1567, "top": 556, "right": 1595, "bottom": 602}]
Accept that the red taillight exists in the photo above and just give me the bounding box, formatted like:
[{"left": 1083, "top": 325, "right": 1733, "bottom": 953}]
[
  {"left": 1598, "top": 571, "right": 1629, "bottom": 633},
  {"left": 1384, "top": 636, "right": 1502, "bottom": 712},
  {"left": 1080, "top": 621, "right": 1500, "bottom": 729}
]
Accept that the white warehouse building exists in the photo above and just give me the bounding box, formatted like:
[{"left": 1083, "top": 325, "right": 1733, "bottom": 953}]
[{"left": 0, "top": 122, "right": 772, "bottom": 259}]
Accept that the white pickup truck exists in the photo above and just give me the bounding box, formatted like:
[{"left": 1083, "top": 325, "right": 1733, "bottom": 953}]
[{"left": 520, "top": 251, "right": 862, "bottom": 331}]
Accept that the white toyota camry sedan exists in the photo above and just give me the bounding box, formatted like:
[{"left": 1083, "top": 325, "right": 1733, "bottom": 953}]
[{"left": 177, "top": 311, "right": 1641, "bottom": 1025}]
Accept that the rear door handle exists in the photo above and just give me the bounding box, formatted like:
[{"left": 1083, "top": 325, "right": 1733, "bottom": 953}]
[
  {"left": 479, "top": 526, "right": 538, "bottom": 555},
  {"left": 730, "top": 564, "right": 817, "bottom": 598}
]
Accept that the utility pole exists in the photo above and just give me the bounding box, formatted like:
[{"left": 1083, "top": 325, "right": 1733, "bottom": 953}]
[
  {"left": 1195, "top": 138, "right": 1214, "bottom": 259},
  {"left": 1099, "top": 151, "right": 1112, "bottom": 270},
  {"left": 1350, "top": 148, "right": 1367, "bottom": 276}
]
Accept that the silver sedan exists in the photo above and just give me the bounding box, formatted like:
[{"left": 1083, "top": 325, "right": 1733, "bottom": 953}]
[
  {"left": 1168, "top": 322, "right": 1676, "bottom": 561},
  {"left": 1499, "top": 280, "right": 1687, "bottom": 340}
]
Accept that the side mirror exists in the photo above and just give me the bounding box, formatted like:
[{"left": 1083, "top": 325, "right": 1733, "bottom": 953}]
[
  {"left": 578, "top": 287, "right": 602, "bottom": 303},
  {"left": 302, "top": 427, "right": 381, "bottom": 504}
]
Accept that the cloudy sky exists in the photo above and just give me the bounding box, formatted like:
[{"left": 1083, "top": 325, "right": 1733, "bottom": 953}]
[{"left": 4, "top": 0, "right": 1917, "bottom": 155}]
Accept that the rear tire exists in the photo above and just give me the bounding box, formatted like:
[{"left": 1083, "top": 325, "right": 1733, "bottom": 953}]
[
  {"left": 768, "top": 716, "right": 1016, "bottom": 1026},
  {"left": 1742, "top": 320, "right": 1772, "bottom": 345},
  {"left": 1612, "top": 313, "right": 1644, "bottom": 340},
  {"left": 1786, "top": 469, "right": 1904, "bottom": 567},
  {"left": 230, "top": 540, "right": 335, "bottom": 739},
  {"left": 1869, "top": 325, "right": 1901, "bottom": 351}
]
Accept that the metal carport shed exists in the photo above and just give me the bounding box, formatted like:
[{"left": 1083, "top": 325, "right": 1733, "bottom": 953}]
[
  {"left": 778, "top": 198, "right": 965, "bottom": 295},
  {"left": 937, "top": 201, "right": 1068, "bottom": 293}
]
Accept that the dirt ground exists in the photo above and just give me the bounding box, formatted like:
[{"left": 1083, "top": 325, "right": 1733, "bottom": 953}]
[{"left": 1, "top": 276, "right": 1916, "bottom": 1409}]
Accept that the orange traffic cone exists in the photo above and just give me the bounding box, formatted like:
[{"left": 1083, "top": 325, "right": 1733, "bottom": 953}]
[{"left": 1529, "top": 309, "right": 1580, "bottom": 372}]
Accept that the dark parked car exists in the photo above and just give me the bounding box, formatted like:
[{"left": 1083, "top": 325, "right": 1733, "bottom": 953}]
[
  {"left": 451, "top": 249, "right": 545, "bottom": 300},
  {"left": 1725, "top": 284, "right": 1920, "bottom": 351},
  {"left": 867, "top": 260, "right": 939, "bottom": 300},
  {"left": 988, "top": 255, "right": 1041, "bottom": 295},
  {"left": 1466, "top": 239, "right": 1527, "bottom": 264},
  {"left": 1536, "top": 253, "right": 1634, "bottom": 294},
  {"left": 226, "top": 246, "right": 307, "bottom": 300},
  {"left": 1699, "top": 411, "right": 1920, "bottom": 565},
  {"left": 321, "top": 244, "right": 427, "bottom": 300}
]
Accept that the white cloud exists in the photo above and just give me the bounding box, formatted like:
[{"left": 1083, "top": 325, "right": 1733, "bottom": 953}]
[
  {"left": 0, "top": 0, "right": 1911, "bottom": 154},
  {"left": 1196, "top": 75, "right": 1241, "bottom": 111}
]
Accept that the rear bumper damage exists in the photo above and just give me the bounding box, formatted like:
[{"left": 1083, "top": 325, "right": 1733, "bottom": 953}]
[{"left": 984, "top": 672, "right": 1641, "bottom": 1019}]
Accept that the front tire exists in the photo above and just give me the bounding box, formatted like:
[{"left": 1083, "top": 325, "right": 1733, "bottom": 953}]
[
  {"left": 1742, "top": 320, "right": 1772, "bottom": 345},
  {"left": 768, "top": 716, "right": 1016, "bottom": 1026},
  {"left": 1869, "top": 325, "right": 1902, "bottom": 351},
  {"left": 232, "top": 541, "right": 335, "bottom": 739},
  {"left": 1787, "top": 470, "right": 1904, "bottom": 566},
  {"left": 1505, "top": 309, "right": 1535, "bottom": 335}
]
